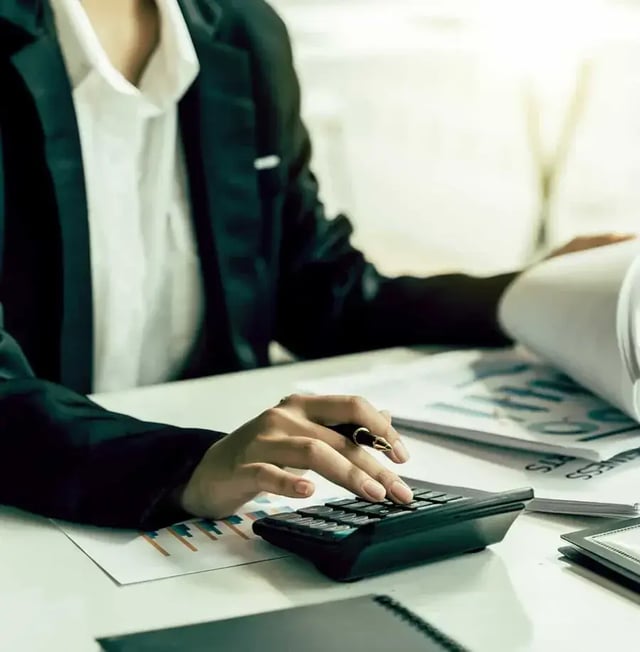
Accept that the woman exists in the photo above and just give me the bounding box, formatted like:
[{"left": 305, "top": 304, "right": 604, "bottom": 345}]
[{"left": 0, "top": 0, "right": 627, "bottom": 529}]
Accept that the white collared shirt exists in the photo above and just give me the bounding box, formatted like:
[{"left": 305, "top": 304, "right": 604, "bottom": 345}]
[{"left": 50, "top": 0, "right": 205, "bottom": 392}]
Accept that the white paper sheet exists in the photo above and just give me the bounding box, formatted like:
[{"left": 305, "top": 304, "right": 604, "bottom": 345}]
[
  {"left": 499, "top": 239, "right": 640, "bottom": 418},
  {"left": 57, "top": 484, "right": 347, "bottom": 585},
  {"left": 300, "top": 348, "right": 640, "bottom": 461},
  {"left": 398, "top": 431, "right": 640, "bottom": 517}
]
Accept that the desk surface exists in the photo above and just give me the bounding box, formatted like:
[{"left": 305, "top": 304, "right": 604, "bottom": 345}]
[{"left": 1, "top": 348, "right": 639, "bottom": 652}]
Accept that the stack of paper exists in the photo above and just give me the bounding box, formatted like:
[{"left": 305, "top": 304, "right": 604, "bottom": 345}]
[
  {"left": 302, "top": 348, "right": 640, "bottom": 462},
  {"left": 300, "top": 241, "right": 640, "bottom": 516},
  {"left": 400, "top": 431, "right": 640, "bottom": 518},
  {"left": 300, "top": 349, "right": 640, "bottom": 516}
]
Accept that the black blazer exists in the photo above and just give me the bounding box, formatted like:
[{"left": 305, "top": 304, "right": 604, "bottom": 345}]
[{"left": 0, "top": 0, "right": 514, "bottom": 528}]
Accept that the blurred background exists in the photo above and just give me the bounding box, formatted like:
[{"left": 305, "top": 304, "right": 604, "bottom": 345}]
[{"left": 269, "top": 0, "right": 640, "bottom": 276}]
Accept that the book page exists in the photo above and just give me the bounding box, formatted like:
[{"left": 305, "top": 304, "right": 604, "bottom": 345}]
[{"left": 498, "top": 240, "right": 640, "bottom": 418}]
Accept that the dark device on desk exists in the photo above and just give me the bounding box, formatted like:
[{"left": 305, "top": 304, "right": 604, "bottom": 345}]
[
  {"left": 559, "top": 516, "right": 640, "bottom": 593},
  {"left": 253, "top": 480, "right": 533, "bottom": 581}
]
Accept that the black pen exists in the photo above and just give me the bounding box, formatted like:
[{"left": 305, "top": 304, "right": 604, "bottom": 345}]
[{"left": 330, "top": 423, "right": 393, "bottom": 452}]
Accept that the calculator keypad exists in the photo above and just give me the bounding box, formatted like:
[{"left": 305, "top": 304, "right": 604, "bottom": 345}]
[{"left": 264, "top": 488, "right": 466, "bottom": 541}]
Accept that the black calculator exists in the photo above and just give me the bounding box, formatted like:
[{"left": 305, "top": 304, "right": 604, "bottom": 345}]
[{"left": 253, "top": 480, "right": 533, "bottom": 581}]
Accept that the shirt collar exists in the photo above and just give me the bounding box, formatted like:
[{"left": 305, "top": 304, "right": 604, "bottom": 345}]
[{"left": 49, "top": 0, "right": 200, "bottom": 112}]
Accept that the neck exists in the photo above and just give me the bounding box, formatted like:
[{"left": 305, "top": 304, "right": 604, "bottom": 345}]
[{"left": 81, "top": 0, "right": 161, "bottom": 86}]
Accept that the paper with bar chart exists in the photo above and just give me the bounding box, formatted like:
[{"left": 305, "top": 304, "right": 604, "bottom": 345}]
[{"left": 57, "top": 488, "right": 345, "bottom": 585}]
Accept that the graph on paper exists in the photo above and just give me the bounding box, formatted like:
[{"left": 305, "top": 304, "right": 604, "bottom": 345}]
[
  {"left": 300, "top": 349, "right": 640, "bottom": 462},
  {"left": 56, "top": 489, "right": 345, "bottom": 585},
  {"left": 139, "top": 508, "right": 283, "bottom": 559}
]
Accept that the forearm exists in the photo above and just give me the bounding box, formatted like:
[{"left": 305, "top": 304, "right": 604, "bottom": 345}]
[
  {"left": 276, "top": 216, "right": 517, "bottom": 356},
  {"left": 0, "top": 378, "right": 224, "bottom": 529},
  {"left": 360, "top": 271, "right": 518, "bottom": 350}
]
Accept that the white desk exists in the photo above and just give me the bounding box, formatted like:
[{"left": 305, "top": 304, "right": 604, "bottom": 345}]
[{"left": 1, "top": 348, "right": 639, "bottom": 651}]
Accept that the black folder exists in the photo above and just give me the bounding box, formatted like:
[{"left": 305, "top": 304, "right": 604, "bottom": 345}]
[
  {"left": 560, "top": 515, "right": 640, "bottom": 592},
  {"left": 98, "top": 594, "right": 469, "bottom": 651}
]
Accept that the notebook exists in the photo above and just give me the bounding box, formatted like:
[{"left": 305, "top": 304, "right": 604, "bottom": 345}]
[{"left": 97, "top": 594, "right": 469, "bottom": 652}]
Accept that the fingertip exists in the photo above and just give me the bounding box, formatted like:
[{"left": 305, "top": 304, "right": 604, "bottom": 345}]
[
  {"left": 390, "top": 480, "right": 413, "bottom": 503},
  {"left": 362, "top": 479, "right": 386, "bottom": 502},
  {"left": 392, "top": 439, "right": 410, "bottom": 463},
  {"left": 385, "top": 449, "right": 399, "bottom": 464},
  {"left": 294, "top": 479, "right": 314, "bottom": 497}
]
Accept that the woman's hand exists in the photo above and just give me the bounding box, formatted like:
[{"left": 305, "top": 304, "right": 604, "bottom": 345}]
[{"left": 180, "top": 394, "right": 412, "bottom": 520}]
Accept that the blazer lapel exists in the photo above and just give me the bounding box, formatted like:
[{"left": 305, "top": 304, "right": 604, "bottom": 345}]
[
  {"left": 179, "top": 0, "right": 267, "bottom": 372},
  {"left": 3, "top": 0, "right": 267, "bottom": 388},
  {"left": 9, "top": 36, "right": 93, "bottom": 393}
]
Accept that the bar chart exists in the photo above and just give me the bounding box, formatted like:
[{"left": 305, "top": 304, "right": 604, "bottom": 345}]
[
  {"left": 57, "top": 489, "right": 345, "bottom": 585},
  {"left": 140, "top": 504, "right": 290, "bottom": 557}
]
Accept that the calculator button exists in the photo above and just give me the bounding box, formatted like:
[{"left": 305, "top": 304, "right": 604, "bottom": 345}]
[
  {"left": 331, "top": 513, "right": 362, "bottom": 524},
  {"left": 323, "top": 510, "right": 347, "bottom": 520},
  {"left": 298, "top": 505, "right": 335, "bottom": 516},
  {"left": 361, "top": 504, "right": 393, "bottom": 516},
  {"left": 353, "top": 516, "right": 380, "bottom": 526},
  {"left": 327, "top": 525, "right": 357, "bottom": 539},
  {"left": 335, "top": 514, "right": 379, "bottom": 526},
  {"left": 385, "top": 509, "right": 409, "bottom": 518},
  {"left": 290, "top": 518, "right": 326, "bottom": 531},
  {"left": 429, "top": 494, "right": 463, "bottom": 503},
  {"left": 412, "top": 490, "right": 446, "bottom": 500},
  {"left": 326, "top": 498, "right": 358, "bottom": 507},
  {"left": 269, "top": 513, "right": 304, "bottom": 523},
  {"left": 291, "top": 517, "right": 315, "bottom": 527},
  {"left": 308, "top": 520, "right": 333, "bottom": 530},
  {"left": 341, "top": 501, "right": 376, "bottom": 514},
  {"left": 347, "top": 501, "right": 375, "bottom": 509},
  {"left": 402, "top": 500, "right": 427, "bottom": 510},
  {"left": 415, "top": 502, "right": 442, "bottom": 511}
]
